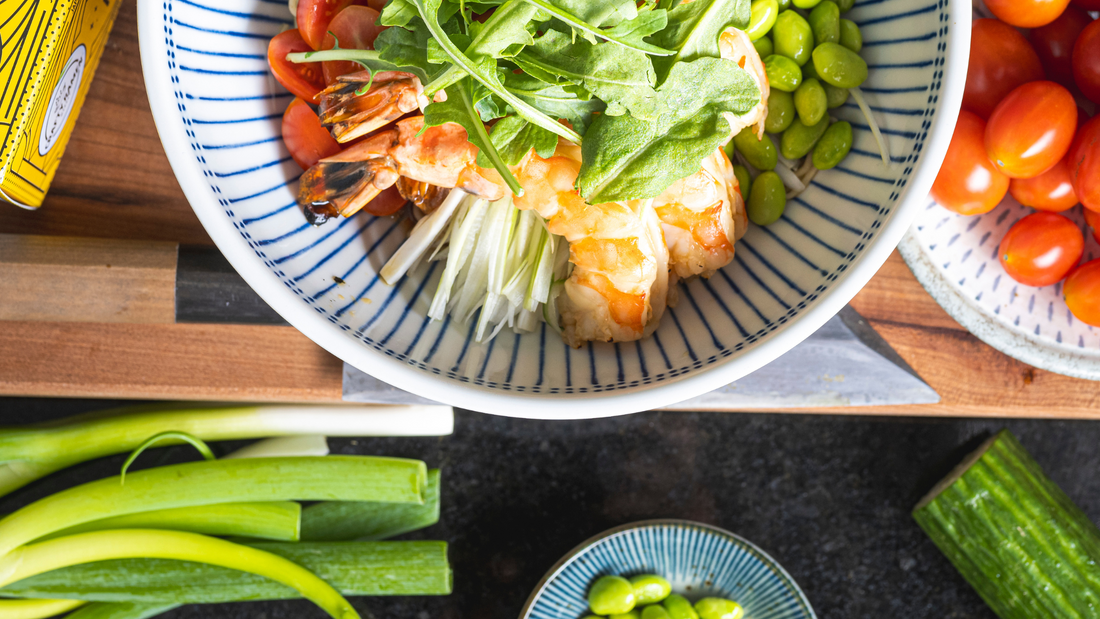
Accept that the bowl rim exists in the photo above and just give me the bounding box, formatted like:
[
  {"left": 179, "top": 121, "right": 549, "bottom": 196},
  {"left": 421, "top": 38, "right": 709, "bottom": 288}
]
[
  {"left": 137, "top": 1, "right": 971, "bottom": 418},
  {"left": 517, "top": 518, "right": 817, "bottom": 619}
]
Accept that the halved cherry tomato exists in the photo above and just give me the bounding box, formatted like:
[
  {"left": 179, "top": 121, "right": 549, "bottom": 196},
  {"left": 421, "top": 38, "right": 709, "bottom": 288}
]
[
  {"left": 962, "top": 19, "right": 1045, "bottom": 119},
  {"left": 1064, "top": 259, "right": 1100, "bottom": 326},
  {"left": 998, "top": 212, "right": 1084, "bottom": 286},
  {"left": 931, "top": 111, "right": 1009, "bottom": 215},
  {"left": 297, "top": 0, "right": 361, "bottom": 50},
  {"left": 985, "top": 81, "right": 1077, "bottom": 179},
  {"left": 362, "top": 186, "right": 408, "bottom": 216},
  {"left": 1085, "top": 208, "right": 1100, "bottom": 243},
  {"left": 282, "top": 98, "right": 341, "bottom": 170},
  {"left": 1029, "top": 5, "right": 1093, "bottom": 90},
  {"left": 268, "top": 29, "right": 327, "bottom": 103},
  {"left": 322, "top": 6, "right": 386, "bottom": 85},
  {"left": 1071, "top": 0, "right": 1100, "bottom": 11},
  {"left": 1068, "top": 116, "right": 1100, "bottom": 212},
  {"left": 1078, "top": 106, "right": 1093, "bottom": 131},
  {"left": 1009, "top": 154, "right": 1079, "bottom": 212},
  {"left": 984, "top": 0, "right": 1072, "bottom": 28},
  {"left": 1073, "top": 20, "right": 1100, "bottom": 104}
]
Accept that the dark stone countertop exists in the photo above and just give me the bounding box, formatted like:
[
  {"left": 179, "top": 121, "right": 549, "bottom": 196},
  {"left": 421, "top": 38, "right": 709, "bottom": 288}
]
[{"left": 5, "top": 398, "right": 1100, "bottom": 619}]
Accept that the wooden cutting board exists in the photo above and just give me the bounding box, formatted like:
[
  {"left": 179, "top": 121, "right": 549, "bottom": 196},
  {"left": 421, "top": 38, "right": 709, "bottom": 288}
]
[{"left": 0, "top": 0, "right": 1096, "bottom": 417}]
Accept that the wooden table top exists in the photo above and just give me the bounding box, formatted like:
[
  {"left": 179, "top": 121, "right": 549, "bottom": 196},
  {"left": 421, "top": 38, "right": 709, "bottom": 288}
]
[{"left": 1, "top": 1, "right": 1095, "bottom": 417}]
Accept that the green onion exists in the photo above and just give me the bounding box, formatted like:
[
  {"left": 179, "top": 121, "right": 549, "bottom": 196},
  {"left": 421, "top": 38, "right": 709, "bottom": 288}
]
[
  {"left": 0, "top": 404, "right": 451, "bottom": 498},
  {"left": 0, "top": 456, "right": 426, "bottom": 555},
  {"left": 0, "top": 530, "right": 359, "bottom": 619},
  {"left": 38, "top": 502, "right": 302, "bottom": 542},
  {"left": 302, "top": 469, "right": 441, "bottom": 541},
  {"left": 66, "top": 603, "right": 178, "bottom": 619},
  {"left": 0, "top": 598, "right": 85, "bottom": 619},
  {"left": 1, "top": 541, "right": 452, "bottom": 602}
]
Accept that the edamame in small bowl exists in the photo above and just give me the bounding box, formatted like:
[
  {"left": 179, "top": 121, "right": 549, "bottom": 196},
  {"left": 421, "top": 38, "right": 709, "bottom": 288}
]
[{"left": 519, "top": 521, "right": 815, "bottom": 619}]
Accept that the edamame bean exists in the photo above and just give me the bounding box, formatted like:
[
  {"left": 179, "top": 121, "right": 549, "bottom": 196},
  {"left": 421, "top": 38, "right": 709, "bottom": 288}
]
[
  {"left": 641, "top": 606, "right": 673, "bottom": 619},
  {"left": 753, "top": 35, "right": 774, "bottom": 58},
  {"left": 748, "top": 171, "right": 786, "bottom": 226},
  {"left": 662, "top": 595, "right": 699, "bottom": 619},
  {"left": 733, "top": 126, "right": 778, "bottom": 171},
  {"left": 823, "top": 82, "right": 849, "bottom": 108},
  {"left": 780, "top": 116, "right": 830, "bottom": 159},
  {"left": 764, "top": 89, "right": 796, "bottom": 133},
  {"left": 812, "top": 42, "right": 868, "bottom": 88},
  {"left": 763, "top": 54, "right": 802, "bottom": 92},
  {"left": 771, "top": 11, "right": 814, "bottom": 66},
  {"left": 835, "top": 0, "right": 854, "bottom": 11},
  {"left": 812, "top": 120, "right": 853, "bottom": 169},
  {"left": 792, "top": 0, "right": 823, "bottom": 8},
  {"left": 776, "top": 0, "right": 791, "bottom": 10},
  {"left": 794, "top": 77, "right": 827, "bottom": 125},
  {"left": 589, "top": 576, "right": 636, "bottom": 615},
  {"left": 839, "top": 18, "right": 862, "bottom": 52},
  {"left": 733, "top": 164, "right": 752, "bottom": 199},
  {"left": 630, "top": 575, "right": 672, "bottom": 606},
  {"left": 610, "top": 612, "right": 641, "bottom": 619},
  {"left": 808, "top": 1, "right": 840, "bottom": 45},
  {"left": 693, "top": 599, "right": 745, "bottom": 619},
  {"left": 746, "top": 0, "right": 779, "bottom": 41}
]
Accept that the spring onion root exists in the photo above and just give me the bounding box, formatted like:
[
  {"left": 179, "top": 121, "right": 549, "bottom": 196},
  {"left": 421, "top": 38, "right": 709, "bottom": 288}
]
[
  {"left": 0, "top": 530, "right": 360, "bottom": 619},
  {"left": 0, "top": 598, "right": 85, "bottom": 619},
  {"left": 38, "top": 502, "right": 302, "bottom": 543}
]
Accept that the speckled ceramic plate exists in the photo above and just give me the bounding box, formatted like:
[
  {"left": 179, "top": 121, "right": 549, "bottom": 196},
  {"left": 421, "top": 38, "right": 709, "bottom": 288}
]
[{"left": 521, "top": 520, "right": 815, "bottom": 619}]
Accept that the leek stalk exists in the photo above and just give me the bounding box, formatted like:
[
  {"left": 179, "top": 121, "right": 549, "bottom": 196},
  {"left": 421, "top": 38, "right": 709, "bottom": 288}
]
[
  {"left": 302, "top": 469, "right": 441, "bottom": 541},
  {"left": 67, "top": 603, "right": 178, "bottom": 619},
  {"left": 1, "top": 541, "right": 452, "bottom": 602},
  {"left": 38, "top": 501, "right": 302, "bottom": 542},
  {"left": 0, "top": 530, "right": 359, "bottom": 619},
  {"left": 0, "top": 598, "right": 84, "bottom": 619},
  {"left": 0, "top": 456, "right": 426, "bottom": 555}
]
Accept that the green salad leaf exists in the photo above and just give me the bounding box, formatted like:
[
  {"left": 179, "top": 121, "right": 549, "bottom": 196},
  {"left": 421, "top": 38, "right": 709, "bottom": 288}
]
[
  {"left": 475, "top": 115, "right": 559, "bottom": 167},
  {"left": 518, "top": 0, "right": 672, "bottom": 55},
  {"left": 648, "top": 0, "right": 751, "bottom": 80}
]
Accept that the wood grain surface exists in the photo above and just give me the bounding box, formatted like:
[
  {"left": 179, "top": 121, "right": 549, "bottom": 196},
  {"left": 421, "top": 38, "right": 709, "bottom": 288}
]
[{"left": 0, "top": 0, "right": 1095, "bottom": 414}]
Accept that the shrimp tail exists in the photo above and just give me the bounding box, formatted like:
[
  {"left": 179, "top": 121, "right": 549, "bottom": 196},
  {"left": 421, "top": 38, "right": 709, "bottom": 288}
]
[{"left": 318, "top": 71, "right": 425, "bottom": 143}]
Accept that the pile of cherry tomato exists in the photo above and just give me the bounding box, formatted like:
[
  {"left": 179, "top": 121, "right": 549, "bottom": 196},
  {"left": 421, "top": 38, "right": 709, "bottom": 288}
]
[
  {"left": 267, "top": 0, "right": 407, "bottom": 216},
  {"left": 931, "top": 0, "right": 1100, "bottom": 327}
]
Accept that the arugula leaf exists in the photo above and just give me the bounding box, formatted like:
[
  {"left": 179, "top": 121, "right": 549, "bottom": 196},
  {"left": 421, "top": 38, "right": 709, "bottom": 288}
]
[
  {"left": 575, "top": 56, "right": 759, "bottom": 203},
  {"left": 475, "top": 116, "right": 558, "bottom": 167},
  {"left": 380, "top": 0, "right": 419, "bottom": 27},
  {"left": 543, "top": 0, "right": 638, "bottom": 27},
  {"left": 286, "top": 46, "right": 433, "bottom": 84},
  {"left": 648, "top": 0, "right": 751, "bottom": 80},
  {"left": 512, "top": 30, "right": 661, "bottom": 119},
  {"left": 517, "top": 0, "right": 672, "bottom": 55},
  {"left": 424, "top": 77, "right": 524, "bottom": 195},
  {"left": 505, "top": 80, "right": 605, "bottom": 135}
]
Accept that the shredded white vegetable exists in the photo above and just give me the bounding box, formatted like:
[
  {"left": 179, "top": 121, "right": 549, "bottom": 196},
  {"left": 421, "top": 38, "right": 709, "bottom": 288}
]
[
  {"left": 773, "top": 162, "right": 806, "bottom": 194},
  {"left": 380, "top": 189, "right": 467, "bottom": 285},
  {"left": 850, "top": 87, "right": 891, "bottom": 167}
]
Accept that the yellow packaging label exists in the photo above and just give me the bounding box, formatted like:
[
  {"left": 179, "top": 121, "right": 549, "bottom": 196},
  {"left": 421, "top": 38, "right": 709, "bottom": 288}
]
[{"left": 0, "top": 0, "right": 121, "bottom": 209}]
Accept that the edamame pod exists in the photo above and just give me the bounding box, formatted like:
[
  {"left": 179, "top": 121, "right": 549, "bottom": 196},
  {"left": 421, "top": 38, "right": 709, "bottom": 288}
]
[
  {"left": 823, "top": 83, "right": 849, "bottom": 108},
  {"left": 763, "top": 54, "right": 803, "bottom": 92},
  {"left": 747, "top": 0, "right": 779, "bottom": 41},
  {"left": 792, "top": 0, "right": 823, "bottom": 8},
  {"left": 734, "top": 126, "right": 778, "bottom": 170},
  {"left": 630, "top": 575, "right": 672, "bottom": 605},
  {"left": 748, "top": 171, "right": 786, "bottom": 226},
  {"left": 794, "top": 77, "right": 828, "bottom": 125},
  {"left": 772, "top": 11, "right": 814, "bottom": 66},
  {"left": 808, "top": 1, "right": 840, "bottom": 45},
  {"left": 753, "top": 35, "right": 774, "bottom": 58},
  {"left": 812, "top": 42, "right": 868, "bottom": 88},
  {"left": 835, "top": 0, "right": 854, "bottom": 11},
  {"left": 642, "top": 606, "right": 673, "bottom": 619},
  {"left": 662, "top": 595, "right": 699, "bottom": 619},
  {"left": 764, "top": 89, "right": 796, "bottom": 133},
  {"left": 812, "top": 120, "right": 853, "bottom": 169},
  {"left": 733, "top": 164, "right": 753, "bottom": 200},
  {"left": 589, "top": 576, "right": 636, "bottom": 615},
  {"left": 839, "top": 18, "right": 862, "bottom": 52},
  {"left": 780, "top": 116, "right": 830, "bottom": 159}
]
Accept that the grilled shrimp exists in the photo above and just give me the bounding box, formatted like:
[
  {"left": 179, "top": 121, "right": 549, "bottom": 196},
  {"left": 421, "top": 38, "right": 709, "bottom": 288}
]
[
  {"left": 512, "top": 142, "right": 669, "bottom": 347},
  {"left": 319, "top": 71, "right": 427, "bottom": 143},
  {"left": 719, "top": 28, "right": 770, "bottom": 140}
]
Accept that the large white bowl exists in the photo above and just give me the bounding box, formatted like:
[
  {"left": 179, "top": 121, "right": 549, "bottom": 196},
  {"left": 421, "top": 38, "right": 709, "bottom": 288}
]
[{"left": 138, "top": 0, "right": 968, "bottom": 418}]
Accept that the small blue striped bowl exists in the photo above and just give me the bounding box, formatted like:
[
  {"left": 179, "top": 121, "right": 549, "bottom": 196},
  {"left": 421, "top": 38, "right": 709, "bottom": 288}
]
[
  {"left": 137, "top": 0, "right": 969, "bottom": 417},
  {"left": 521, "top": 520, "right": 815, "bottom": 619}
]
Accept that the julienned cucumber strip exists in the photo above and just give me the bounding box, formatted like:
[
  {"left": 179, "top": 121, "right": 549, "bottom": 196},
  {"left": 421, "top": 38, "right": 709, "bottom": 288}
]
[
  {"left": 302, "top": 470, "right": 441, "bottom": 542},
  {"left": 66, "top": 603, "right": 178, "bottom": 619},
  {"left": 913, "top": 429, "right": 1100, "bottom": 618},
  {"left": 0, "top": 541, "right": 452, "bottom": 603}
]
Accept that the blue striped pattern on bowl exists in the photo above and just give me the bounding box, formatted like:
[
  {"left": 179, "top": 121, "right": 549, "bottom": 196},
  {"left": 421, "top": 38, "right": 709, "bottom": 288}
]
[
  {"left": 138, "top": 0, "right": 963, "bottom": 415},
  {"left": 521, "top": 520, "right": 815, "bottom": 619}
]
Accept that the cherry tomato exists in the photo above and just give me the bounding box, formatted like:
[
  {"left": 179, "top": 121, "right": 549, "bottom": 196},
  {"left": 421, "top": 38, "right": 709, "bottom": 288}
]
[
  {"left": 1073, "top": 20, "right": 1100, "bottom": 105},
  {"left": 931, "top": 111, "right": 1010, "bottom": 215},
  {"left": 1078, "top": 106, "right": 1093, "bottom": 131},
  {"left": 1029, "top": 5, "right": 1093, "bottom": 90},
  {"left": 962, "top": 19, "right": 1045, "bottom": 119},
  {"left": 363, "top": 186, "right": 408, "bottom": 216},
  {"left": 322, "top": 6, "right": 386, "bottom": 85},
  {"left": 1009, "top": 155, "right": 1079, "bottom": 212},
  {"left": 998, "top": 212, "right": 1084, "bottom": 286},
  {"left": 268, "top": 30, "right": 327, "bottom": 103},
  {"left": 1064, "top": 260, "right": 1100, "bottom": 326},
  {"left": 1071, "top": 0, "right": 1100, "bottom": 10},
  {"left": 1085, "top": 208, "right": 1100, "bottom": 243},
  {"left": 984, "top": 0, "right": 1072, "bottom": 28},
  {"left": 1068, "top": 116, "right": 1100, "bottom": 212},
  {"left": 282, "top": 98, "right": 341, "bottom": 170},
  {"left": 297, "top": 0, "right": 366, "bottom": 51},
  {"left": 985, "top": 81, "right": 1077, "bottom": 179}
]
